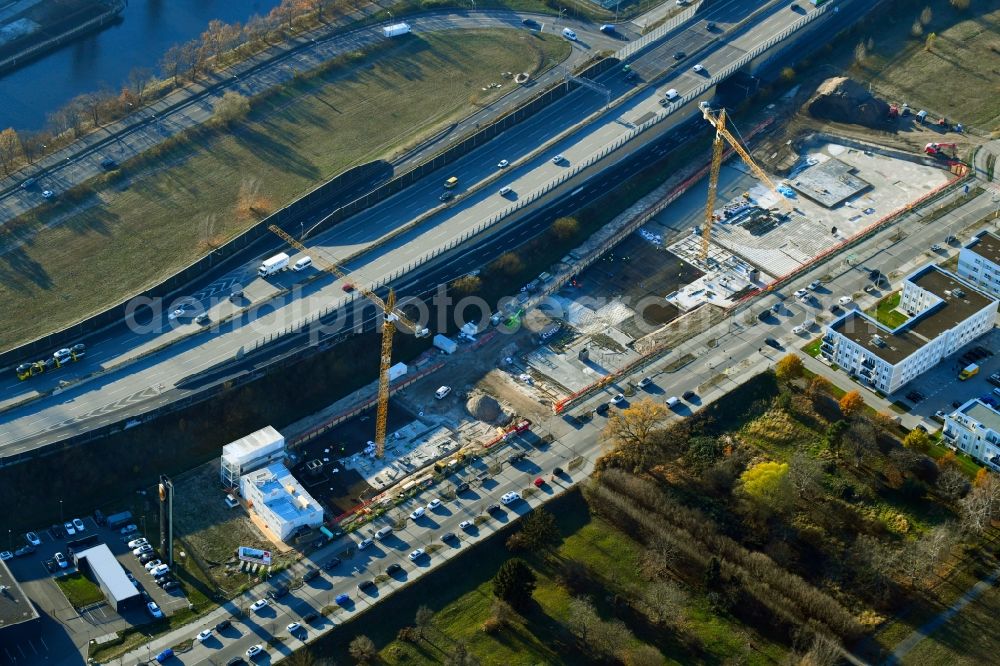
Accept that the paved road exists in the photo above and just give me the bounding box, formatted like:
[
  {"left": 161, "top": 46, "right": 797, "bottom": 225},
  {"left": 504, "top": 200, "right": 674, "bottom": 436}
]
[
  {"left": 105, "top": 171, "right": 1000, "bottom": 665},
  {"left": 0, "top": 0, "right": 817, "bottom": 451},
  {"left": 0, "top": 11, "right": 618, "bottom": 239}
]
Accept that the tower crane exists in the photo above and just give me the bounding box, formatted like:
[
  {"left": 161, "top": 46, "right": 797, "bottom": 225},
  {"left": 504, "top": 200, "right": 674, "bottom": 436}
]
[
  {"left": 699, "top": 104, "right": 793, "bottom": 260},
  {"left": 269, "top": 225, "right": 429, "bottom": 458}
]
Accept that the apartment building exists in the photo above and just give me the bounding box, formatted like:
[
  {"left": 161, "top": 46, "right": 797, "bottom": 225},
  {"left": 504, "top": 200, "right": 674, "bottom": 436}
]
[
  {"left": 943, "top": 398, "right": 1000, "bottom": 470},
  {"left": 820, "top": 265, "right": 997, "bottom": 394},
  {"left": 957, "top": 230, "right": 1000, "bottom": 299}
]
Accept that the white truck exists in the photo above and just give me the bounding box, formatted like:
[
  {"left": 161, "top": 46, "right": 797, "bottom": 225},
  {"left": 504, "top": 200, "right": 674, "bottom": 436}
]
[
  {"left": 383, "top": 22, "right": 411, "bottom": 38},
  {"left": 258, "top": 252, "right": 290, "bottom": 277}
]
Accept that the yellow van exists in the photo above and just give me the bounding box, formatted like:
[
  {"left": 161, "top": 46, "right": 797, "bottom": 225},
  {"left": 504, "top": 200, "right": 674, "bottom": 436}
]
[{"left": 444, "top": 176, "right": 459, "bottom": 189}]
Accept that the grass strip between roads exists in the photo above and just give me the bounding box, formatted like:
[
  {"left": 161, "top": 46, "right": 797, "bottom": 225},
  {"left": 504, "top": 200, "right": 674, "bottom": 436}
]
[{"left": 0, "top": 29, "right": 570, "bottom": 351}]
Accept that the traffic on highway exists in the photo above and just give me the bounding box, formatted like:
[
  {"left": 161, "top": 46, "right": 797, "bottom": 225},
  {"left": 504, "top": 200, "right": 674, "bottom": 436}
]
[{"left": 0, "top": 0, "right": 829, "bottom": 453}]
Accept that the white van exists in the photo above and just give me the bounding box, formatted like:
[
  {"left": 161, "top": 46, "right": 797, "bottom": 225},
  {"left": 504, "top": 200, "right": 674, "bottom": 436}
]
[
  {"left": 664, "top": 88, "right": 679, "bottom": 101},
  {"left": 374, "top": 526, "right": 393, "bottom": 540},
  {"left": 293, "top": 256, "right": 313, "bottom": 272},
  {"left": 499, "top": 186, "right": 512, "bottom": 196},
  {"left": 562, "top": 28, "right": 577, "bottom": 41},
  {"left": 665, "top": 396, "right": 680, "bottom": 408},
  {"left": 435, "top": 386, "right": 452, "bottom": 400}
]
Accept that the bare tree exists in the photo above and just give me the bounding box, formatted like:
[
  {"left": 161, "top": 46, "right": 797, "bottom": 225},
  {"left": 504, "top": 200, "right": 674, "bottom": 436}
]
[
  {"left": 128, "top": 67, "right": 154, "bottom": 103},
  {"left": 936, "top": 466, "right": 971, "bottom": 501},
  {"left": 800, "top": 634, "right": 843, "bottom": 666},
  {"left": 348, "top": 634, "right": 377, "bottom": 663},
  {"left": 19, "top": 131, "right": 48, "bottom": 164},
  {"left": 788, "top": 450, "right": 824, "bottom": 498},
  {"left": 161, "top": 44, "right": 185, "bottom": 85},
  {"left": 0, "top": 128, "right": 24, "bottom": 175},
  {"left": 960, "top": 473, "right": 1000, "bottom": 535},
  {"left": 414, "top": 605, "right": 433, "bottom": 639}
]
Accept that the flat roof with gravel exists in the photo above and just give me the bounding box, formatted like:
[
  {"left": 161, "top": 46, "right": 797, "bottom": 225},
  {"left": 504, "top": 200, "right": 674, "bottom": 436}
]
[
  {"left": 966, "top": 230, "right": 1000, "bottom": 266},
  {"left": 830, "top": 265, "right": 995, "bottom": 364}
]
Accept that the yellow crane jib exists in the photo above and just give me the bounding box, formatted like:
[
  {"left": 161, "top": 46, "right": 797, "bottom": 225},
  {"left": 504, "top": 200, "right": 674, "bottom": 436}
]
[
  {"left": 267, "top": 224, "right": 429, "bottom": 459},
  {"left": 698, "top": 103, "right": 793, "bottom": 260}
]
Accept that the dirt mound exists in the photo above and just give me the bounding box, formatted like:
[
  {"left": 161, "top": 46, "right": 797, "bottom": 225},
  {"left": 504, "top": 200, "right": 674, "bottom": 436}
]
[
  {"left": 807, "top": 77, "right": 890, "bottom": 129},
  {"left": 467, "top": 393, "right": 502, "bottom": 423}
]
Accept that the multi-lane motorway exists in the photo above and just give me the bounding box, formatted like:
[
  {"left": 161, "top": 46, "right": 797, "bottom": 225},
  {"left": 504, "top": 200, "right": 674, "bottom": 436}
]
[
  {"left": 0, "top": 0, "right": 837, "bottom": 453},
  {"left": 109, "top": 179, "right": 1000, "bottom": 665}
]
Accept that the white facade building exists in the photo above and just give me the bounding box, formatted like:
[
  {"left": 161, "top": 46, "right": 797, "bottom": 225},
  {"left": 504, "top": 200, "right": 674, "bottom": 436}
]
[
  {"left": 957, "top": 231, "right": 1000, "bottom": 299},
  {"left": 944, "top": 399, "right": 1000, "bottom": 470},
  {"left": 221, "top": 426, "right": 285, "bottom": 488},
  {"left": 240, "top": 462, "right": 324, "bottom": 541},
  {"left": 821, "top": 265, "right": 997, "bottom": 395}
]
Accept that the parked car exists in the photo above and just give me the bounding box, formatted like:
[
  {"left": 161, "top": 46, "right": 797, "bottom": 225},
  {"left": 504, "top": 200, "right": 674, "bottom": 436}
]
[
  {"left": 459, "top": 520, "right": 474, "bottom": 530},
  {"left": 682, "top": 390, "right": 697, "bottom": 401},
  {"left": 610, "top": 393, "right": 626, "bottom": 406},
  {"left": 215, "top": 619, "right": 232, "bottom": 632},
  {"left": 150, "top": 563, "right": 170, "bottom": 577},
  {"left": 54, "top": 552, "right": 68, "bottom": 568},
  {"left": 25, "top": 531, "right": 41, "bottom": 546},
  {"left": 155, "top": 648, "right": 174, "bottom": 663},
  {"left": 250, "top": 599, "right": 269, "bottom": 613},
  {"left": 128, "top": 537, "right": 149, "bottom": 549},
  {"left": 133, "top": 544, "right": 154, "bottom": 557},
  {"left": 386, "top": 563, "right": 403, "bottom": 575},
  {"left": 144, "top": 559, "right": 163, "bottom": 572},
  {"left": 357, "top": 537, "right": 373, "bottom": 550},
  {"left": 408, "top": 548, "right": 425, "bottom": 561},
  {"left": 324, "top": 557, "right": 342, "bottom": 570},
  {"left": 147, "top": 601, "right": 164, "bottom": 619},
  {"left": 409, "top": 507, "right": 426, "bottom": 520},
  {"left": 764, "top": 337, "right": 782, "bottom": 350},
  {"left": 195, "top": 629, "right": 213, "bottom": 643},
  {"left": 63, "top": 522, "right": 76, "bottom": 536},
  {"left": 500, "top": 491, "right": 521, "bottom": 505},
  {"left": 485, "top": 503, "right": 502, "bottom": 514},
  {"left": 357, "top": 580, "right": 376, "bottom": 592},
  {"left": 246, "top": 645, "right": 264, "bottom": 659},
  {"left": 454, "top": 482, "right": 470, "bottom": 494},
  {"left": 442, "top": 532, "right": 457, "bottom": 543},
  {"left": 637, "top": 376, "right": 653, "bottom": 388},
  {"left": 162, "top": 581, "right": 181, "bottom": 591},
  {"left": 335, "top": 593, "right": 351, "bottom": 606},
  {"left": 0, "top": 551, "right": 12, "bottom": 561},
  {"left": 120, "top": 524, "right": 138, "bottom": 535},
  {"left": 287, "top": 621, "right": 302, "bottom": 635}
]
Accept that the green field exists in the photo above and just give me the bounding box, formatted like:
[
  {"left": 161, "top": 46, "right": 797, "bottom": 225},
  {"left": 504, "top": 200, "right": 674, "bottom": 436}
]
[
  {"left": 0, "top": 29, "right": 570, "bottom": 349},
  {"left": 844, "top": 0, "right": 1000, "bottom": 128},
  {"left": 55, "top": 572, "right": 105, "bottom": 608}
]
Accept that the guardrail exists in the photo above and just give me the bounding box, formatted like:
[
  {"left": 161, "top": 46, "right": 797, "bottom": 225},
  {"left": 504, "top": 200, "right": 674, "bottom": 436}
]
[{"left": 245, "top": 4, "right": 835, "bottom": 358}]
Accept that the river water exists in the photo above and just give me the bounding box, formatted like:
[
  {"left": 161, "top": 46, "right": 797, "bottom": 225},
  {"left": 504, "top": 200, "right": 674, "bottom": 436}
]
[{"left": 0, "top": 0, "right": 283, "bottom": 131}]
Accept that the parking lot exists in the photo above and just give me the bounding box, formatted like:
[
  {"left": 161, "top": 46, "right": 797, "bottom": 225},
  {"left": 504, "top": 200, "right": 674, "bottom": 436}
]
[
  {"left": 0, "top": 510, "right": 193, "bottom": 665},
  {"left": 890, "top": 329, "right": 1000, "bottom": 424}
]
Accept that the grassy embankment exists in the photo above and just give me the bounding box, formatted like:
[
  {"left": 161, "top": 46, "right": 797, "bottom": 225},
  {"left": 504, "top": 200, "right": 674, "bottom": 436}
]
[{"left": 0, "top": 30, "right": 570, "bottom": 349}]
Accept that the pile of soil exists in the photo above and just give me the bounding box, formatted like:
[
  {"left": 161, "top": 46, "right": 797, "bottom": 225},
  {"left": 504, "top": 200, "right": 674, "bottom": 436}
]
[
  {"left": 807, "top": 77, "right": 890, "bottom": 129},
  {"left": 467, "top": 393, "right": 502, "bottom": 423}
]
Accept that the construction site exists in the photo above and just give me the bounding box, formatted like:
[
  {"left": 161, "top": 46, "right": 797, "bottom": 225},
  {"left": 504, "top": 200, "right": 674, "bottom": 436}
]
[{"left": 172, "top": 77, "right": 973, "bottom": 575}]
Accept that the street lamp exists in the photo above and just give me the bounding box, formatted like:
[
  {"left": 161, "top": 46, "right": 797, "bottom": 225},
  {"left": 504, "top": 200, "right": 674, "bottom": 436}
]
[{"left": 59, "top": 499, "right": 63, "bottom": 523}]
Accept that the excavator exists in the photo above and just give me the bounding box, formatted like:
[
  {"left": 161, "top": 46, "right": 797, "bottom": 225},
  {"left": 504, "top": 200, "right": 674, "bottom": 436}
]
[{"left": 924, "top": 142, "right": 958, "bottom": 158}]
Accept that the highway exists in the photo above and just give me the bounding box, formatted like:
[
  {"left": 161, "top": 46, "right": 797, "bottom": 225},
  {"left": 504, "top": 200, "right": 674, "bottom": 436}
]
[
  {"left": 0, "top": 0, "right": 836, "bottom": 452},
  {"left": 0, "top": 10, "right": 625, "bottom": 225},
  {"left": 109, "top": 181, "right": 1000, "bottom": 665}
]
